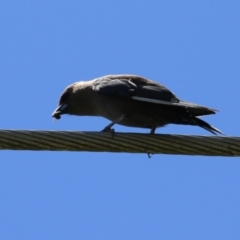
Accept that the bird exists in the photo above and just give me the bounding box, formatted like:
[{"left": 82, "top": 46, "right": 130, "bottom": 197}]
[{"left": 52, "top": 74, "right": 222, "bottom": 135}]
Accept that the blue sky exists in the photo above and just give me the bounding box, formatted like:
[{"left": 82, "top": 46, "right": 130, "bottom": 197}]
[{"left": 1, "top": 1, "right": 240, "bottom": 239}]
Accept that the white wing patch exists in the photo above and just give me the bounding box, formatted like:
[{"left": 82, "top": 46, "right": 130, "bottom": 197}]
[
  {"left": 131, "top": 96, "right": 180, "bottom": 106},
  {"left": 131, "top": 96, "right": 209, "bottom": 109},
  {"left": 128, "top": 79, "right": 137, "bottom": 88}
]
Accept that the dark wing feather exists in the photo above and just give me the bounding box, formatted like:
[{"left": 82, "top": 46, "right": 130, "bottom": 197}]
[
  {"left": 92, "top": 74, "right": 179, "bottom": 102},
  {"left": 92, "top": 77, "right": 134, "bottom": 97},
  {"left": 92, "top": 74, "right": 216, "bottom": 116}
]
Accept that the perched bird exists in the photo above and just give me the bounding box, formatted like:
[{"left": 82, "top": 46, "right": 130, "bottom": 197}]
[{"left": 52, "top": 74, "right": 222, "bottom": 135}]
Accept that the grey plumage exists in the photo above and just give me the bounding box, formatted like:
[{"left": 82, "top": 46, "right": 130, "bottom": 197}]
[{"left": 52, "top": 74, "right": 222, "bottom": 134}]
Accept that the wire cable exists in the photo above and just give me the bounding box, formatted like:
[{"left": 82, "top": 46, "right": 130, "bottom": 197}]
[{"left": 0, "top": 129, "right": 239, "bottom": 156}]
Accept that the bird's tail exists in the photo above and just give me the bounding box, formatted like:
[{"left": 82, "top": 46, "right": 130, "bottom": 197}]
[{"left": 192, "top": 117, "right": 223, "bottom": 135}]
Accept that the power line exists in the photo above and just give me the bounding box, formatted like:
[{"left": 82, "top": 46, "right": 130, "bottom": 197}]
[{"left": 0, "top": 129, "right": 239, "bottom": 156}]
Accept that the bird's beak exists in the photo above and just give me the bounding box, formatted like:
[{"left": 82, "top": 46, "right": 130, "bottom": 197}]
[{"left": 52, "top": 103, "right": 68, "bottom": 120}]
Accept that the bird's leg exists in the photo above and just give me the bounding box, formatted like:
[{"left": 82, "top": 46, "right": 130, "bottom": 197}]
[
  {"left": 101, "top": 114, "right": 125, "bottom": 138},
  {"left": 148, "top": 125, "right": 157, "bottom": 158},
  {"left": 150, "top": 125, "right": 157, "bottom": 134}
]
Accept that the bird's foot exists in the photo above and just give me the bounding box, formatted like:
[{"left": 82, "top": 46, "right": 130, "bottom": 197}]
[{"left": 101, "top": 127, "right": 115, "bottom": 138}]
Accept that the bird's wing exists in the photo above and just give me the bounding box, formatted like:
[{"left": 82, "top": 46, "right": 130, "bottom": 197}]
[
  {"left": 92, "top": 75, "right": 217, "bottom": 115},
  {"left": 92, "top": 75, "right": 180, "bottom": 103}
]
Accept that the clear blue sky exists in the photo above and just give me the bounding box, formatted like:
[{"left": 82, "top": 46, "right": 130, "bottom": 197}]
[{"left": 1, "top": 1, "right": 240, "bottom": 239}]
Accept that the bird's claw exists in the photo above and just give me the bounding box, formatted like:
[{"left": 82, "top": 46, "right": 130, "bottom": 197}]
[{"left": 101, "top": 127, "right": 115, "bottom": 138}]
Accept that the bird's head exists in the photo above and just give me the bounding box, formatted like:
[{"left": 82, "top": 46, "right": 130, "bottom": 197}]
[
  {"left": 52, "top": 84, "right": 76, "bottom": 120},
  {"left": 52, "top": 81, "right": 93, "bottom": 120}
]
